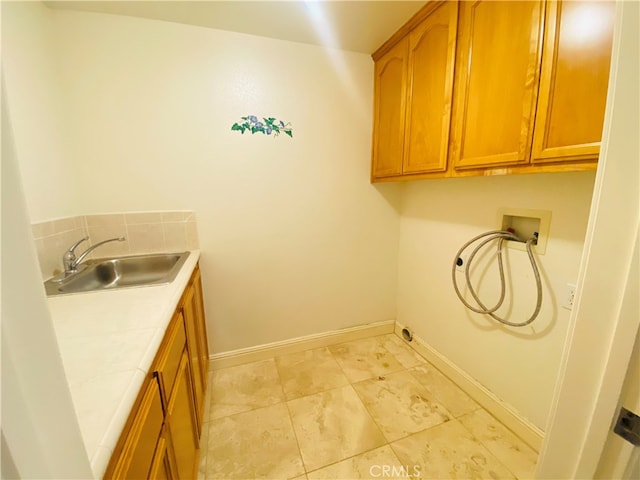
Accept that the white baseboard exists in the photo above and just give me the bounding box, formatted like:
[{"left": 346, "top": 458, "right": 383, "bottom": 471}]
[
  {"left": 394, "top": 322, "right": 544, "bottom": 452},
  {"left": 209, "top": 319, "right": 395, "bottom": 370}
]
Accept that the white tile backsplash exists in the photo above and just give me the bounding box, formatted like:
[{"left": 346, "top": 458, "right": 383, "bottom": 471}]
[
  {"left": 127, "top": 223, "right": 165, "bottom": 254},
  {"left": 32, "top": 211, "right": 199, "bottom": 280},
  {"left": 85, "top": 213, "right": 126, "bottom": 227},
  {"left": 124, "top": 212, "right": 163, "bottom": 225}
]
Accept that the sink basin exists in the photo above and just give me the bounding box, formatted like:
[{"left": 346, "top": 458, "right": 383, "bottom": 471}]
[{"left": 44, "top": 252, "right": 189, "bottom": 296}]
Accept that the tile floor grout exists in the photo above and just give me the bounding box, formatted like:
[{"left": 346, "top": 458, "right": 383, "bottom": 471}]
[
  {"left": 199, "top": 333, "right": 538, "bottom": 479},
  {"left": 281, "top": 385, "right": 310, "bottom": 476}
]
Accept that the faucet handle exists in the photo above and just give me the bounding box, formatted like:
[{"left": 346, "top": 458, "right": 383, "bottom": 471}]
[
  {"left": 66, "top": 236, "right": 89, "bottom": 254},
  {"left": 63, "top": 236, "right": 89, "bottom": 274}
]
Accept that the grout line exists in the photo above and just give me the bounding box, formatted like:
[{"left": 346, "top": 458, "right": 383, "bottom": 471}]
[
  {"left": 198, "top": 371, "right": 214, "bottom": 479},
  {"left": 304, "top": 443, "right": 393, "bottom": 477},
  {"left": 282, "top": 392, "right": 308, "bottom": 476},
  {"left": 455, "top": 417, "right": 522, "bottom": 480}
]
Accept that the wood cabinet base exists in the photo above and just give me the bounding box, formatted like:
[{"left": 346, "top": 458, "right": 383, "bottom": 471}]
[{"left": 104, "top": 264, "right": 209, "bottom": 480}]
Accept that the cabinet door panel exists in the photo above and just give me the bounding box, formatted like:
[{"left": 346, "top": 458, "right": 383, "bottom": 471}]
[
  {"left": 192, "top": 268, "right": 209, "bottom": 388},
  {"left": 451, "top": 0, "right": 544, "bottom": 169},
  {"left": 168, "top": 352, "right": 199, "bottom": 480},
  {"left": 149, "top": 424, "right": 178, "bottom": 480},
  {"left": 155, "top": 312, "right": 187, "bottom": 411},
  {"left": 532, "top": 0, "right": 615, "bottom": 163},
  {"left": 403, "top": 1, "right": 458, "bottom": 174},
  {"left": 182, "top": 284, "right": 204, "bottom": 432},
  {"left": 107, "top": 379, "right": 164, "bottom": 479},
  {"left": 372, "top": 38, "right": 409, "bottom": 179}
]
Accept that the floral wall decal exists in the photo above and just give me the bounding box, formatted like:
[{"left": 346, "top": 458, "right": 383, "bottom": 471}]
[{"left": 231, "top": 115, "right": 293, "bottom": 137}]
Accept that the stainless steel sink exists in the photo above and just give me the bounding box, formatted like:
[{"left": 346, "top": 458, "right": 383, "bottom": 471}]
[{"left": 44, "top": 252, "right": 189, "bottom": 296}]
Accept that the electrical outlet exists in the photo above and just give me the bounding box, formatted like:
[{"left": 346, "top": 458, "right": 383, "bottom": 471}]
[{"left": 562, "top": 283, "right": 576, "bottom": 310}]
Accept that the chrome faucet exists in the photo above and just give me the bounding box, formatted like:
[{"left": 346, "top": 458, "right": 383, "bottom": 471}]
[
  {"left": 63, "top": 236, "right": 126, "bottom": 275},
  {"left": 63, "top": 236, "right": 89, "bottom": 274}
]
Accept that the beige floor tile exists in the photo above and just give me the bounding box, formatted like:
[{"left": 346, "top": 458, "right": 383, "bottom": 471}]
[
  {"left": 201, "top": 378, "right": 213, "bottom": 425},
  {"left": 329, "top": 337, "right": 405, "bottom": 383},
  {"left": 197, "top": 420, "right": 209, "bottom": 479},
  {"left": 353, "top": 370, "right": 451, "bottom": 442},
  {"left": 198, "top": 372, "right": 213, "bottom": 478},
  {"left": 459, "top": 409, "right": 538, "bottom": 479},
  {"left": 391, "top": 419, "right": 516, "bottom": 479},
  {"left": 307, "top": 445, "right": 407, "bottom": 480},
  {"left": 276, "top": 347, "right": 349, "bottom": 400},
  {"left": 379, "top": 334, "right": 427, "bottom": 369},
  {"left": 209, "top": 359, "right": 285, "bottom": 420},
  {"left": 206, "top": 403, "right": 304, "bottom": 479},
  {"left": 288, "top": 385, "right": 386, "bottom": 472},
  {"left": 409, "top": 363, "right": 479, "bottom": 418}
]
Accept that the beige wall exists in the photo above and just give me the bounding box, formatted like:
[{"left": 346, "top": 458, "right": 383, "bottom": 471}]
[
  {"left": 397, "top": 171, "right": 596, "bottom": 429},
  {"left": 2, "top": 70, "right": 92, "bottom": 478},
  {"left": 2, "top": 1, "right": 77, "bottom": 222},
  {"left": 19, "top": 8, "right": 401, "bottom": 353}
]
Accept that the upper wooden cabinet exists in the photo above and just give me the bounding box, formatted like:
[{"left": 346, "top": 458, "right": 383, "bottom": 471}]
[
  {"left": 370, "top": 0, "right": 615, "bottom": 182},
  {"left": 372, "top": 37, "right": 408, "bottom": 179},
  {"left": 371, "top": 1, "right": 458, "bottom": 180},
  {"left": 450, "top": 0, "right": 544, "bottom": 170},
  {"left": 532, "top": 0, "right": 616, "bottom": 163},
  {"left": 404, "top": 1, "right": 458, "bottom": 174}
]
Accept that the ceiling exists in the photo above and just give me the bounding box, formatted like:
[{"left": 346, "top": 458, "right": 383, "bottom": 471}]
[{"left": 45, "top": 1, "right": 427, "bottom": 54}]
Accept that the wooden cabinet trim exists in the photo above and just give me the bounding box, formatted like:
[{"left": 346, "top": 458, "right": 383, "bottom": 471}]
[
  {"left": 372, "top": 158, "right": 597, "bottom": 183},
  {"left": 372, "top": 1, "right": 446, "bottom": 61}
]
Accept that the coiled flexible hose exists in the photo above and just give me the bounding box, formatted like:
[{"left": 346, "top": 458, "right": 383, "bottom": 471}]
[{"left": 452, "top": 230, "right": 542, "bottom": 327}]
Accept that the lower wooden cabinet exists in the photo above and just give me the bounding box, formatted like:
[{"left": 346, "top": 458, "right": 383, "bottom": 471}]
[
  {"left": 104, "top": 264, "right": 208, "bottom": 480},
  {"left": 167, "top": 351, "right": 200, "bottom": 479},
  {"left": 181, "top": 270, "right": 208, "bottom": 433},
  {"left": 148, "top": 424, "right": 178, "bottom": 480},
  {"left": 107, "top": 378, "right": 165, "bottom": 478}
]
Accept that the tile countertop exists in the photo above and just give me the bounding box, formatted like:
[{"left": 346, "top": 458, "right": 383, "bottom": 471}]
[{"left": 46, "top": 250, "right": 201, "bottom": 479}]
